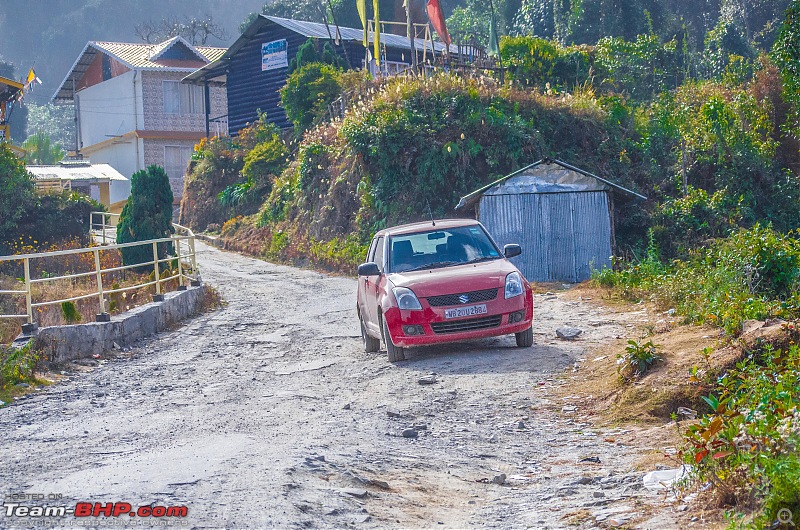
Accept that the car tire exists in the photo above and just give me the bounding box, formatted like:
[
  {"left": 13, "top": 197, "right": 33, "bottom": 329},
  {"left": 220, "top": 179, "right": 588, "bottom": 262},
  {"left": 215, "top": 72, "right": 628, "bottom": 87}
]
[
  {"left": 515, "top": 324, "right": 533, "bottom": 347},
  {"left": 361, "top": 314, "right": 380, "bottom": 353},
  {"left": 382, "top": 317, "right": 406, "bottom": 362}
]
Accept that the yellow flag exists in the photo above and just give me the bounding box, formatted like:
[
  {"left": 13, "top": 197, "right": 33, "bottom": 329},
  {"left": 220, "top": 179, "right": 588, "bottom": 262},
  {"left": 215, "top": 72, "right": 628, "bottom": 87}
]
[
  {"left": 25, "top": 68, "right": 36, "bottom": 85},
  {"left": 373, "top": 0, "right": 380, "bottom": 67},
  {"left": 356, "top": 0, "right": 367, "bottom": 46}
]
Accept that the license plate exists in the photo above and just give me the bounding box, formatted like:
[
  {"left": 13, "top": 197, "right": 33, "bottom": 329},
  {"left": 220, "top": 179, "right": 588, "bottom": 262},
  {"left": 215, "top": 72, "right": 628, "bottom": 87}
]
[{"left": 444, "top": 304, "right": 487, "bottom": 319}]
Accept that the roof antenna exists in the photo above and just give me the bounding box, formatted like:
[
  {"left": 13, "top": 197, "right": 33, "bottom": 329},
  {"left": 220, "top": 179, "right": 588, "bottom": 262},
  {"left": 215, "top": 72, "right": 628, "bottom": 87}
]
[{"left": 426, "top": 199, "right": 436, "bottom": 226}]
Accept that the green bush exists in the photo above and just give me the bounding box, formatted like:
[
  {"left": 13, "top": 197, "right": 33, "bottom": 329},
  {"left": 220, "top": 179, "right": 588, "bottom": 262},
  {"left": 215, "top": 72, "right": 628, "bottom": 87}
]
[
  {"left": 61, "top": 301, "right": 82, "bottom": 324},
  {"left": 594, "top": 225, "right": 800, "bottom": 336},
  {"left": 684, "top": 341, "right": 800, "bottom": 527},
  {"left": 0, "top": 142, "right": 36, "bottom": 243},
  {"left": 117, "top": 165, "right": 174, "bottom": 268},
  {"left": 595, "top": 34, "right": 682, "bottom": 100},
  {"left": 280, "top": 62, "right": 343, "bottom": 132},
  {"left": 0, "top": 341, "right": 39, "bottom": 389},
  {"left": 617, "top": 339, "right": 661, "bottom": 381},
  {"left": 241, "top": 132, "right": 288, "bottom": 183}
]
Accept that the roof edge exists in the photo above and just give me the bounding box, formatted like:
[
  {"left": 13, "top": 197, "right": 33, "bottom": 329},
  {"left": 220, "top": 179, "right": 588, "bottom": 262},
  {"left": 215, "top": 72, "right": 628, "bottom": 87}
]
[{"left": 455, "top": 158, "right": 646, "bottom": 210}]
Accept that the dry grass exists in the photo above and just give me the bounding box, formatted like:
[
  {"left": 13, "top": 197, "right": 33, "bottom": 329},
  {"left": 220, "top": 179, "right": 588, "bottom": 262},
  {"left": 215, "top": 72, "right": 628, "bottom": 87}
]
[
  {"left": 1, "top": 244, "right": 194, "bottom": 343},
  {"left": 557, "top": 284, "right": 735, "bottom": 425}
]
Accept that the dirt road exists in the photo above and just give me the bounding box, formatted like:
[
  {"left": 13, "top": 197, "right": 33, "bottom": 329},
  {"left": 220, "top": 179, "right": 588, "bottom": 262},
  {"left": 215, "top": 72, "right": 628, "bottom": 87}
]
[{"left": 1, "top": 243, "right": 677, "bottom": 529}]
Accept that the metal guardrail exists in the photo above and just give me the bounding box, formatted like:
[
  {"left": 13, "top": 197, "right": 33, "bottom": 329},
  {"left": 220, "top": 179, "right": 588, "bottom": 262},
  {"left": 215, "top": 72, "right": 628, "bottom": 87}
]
[{"left": 0, "top": 212, "right": 200, "bottom": 327}]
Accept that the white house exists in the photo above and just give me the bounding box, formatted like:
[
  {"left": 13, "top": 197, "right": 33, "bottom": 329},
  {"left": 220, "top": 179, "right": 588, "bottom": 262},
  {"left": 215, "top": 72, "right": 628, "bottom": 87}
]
[{"left": 52, "top": 36, "right": 227, "bottom": 205}]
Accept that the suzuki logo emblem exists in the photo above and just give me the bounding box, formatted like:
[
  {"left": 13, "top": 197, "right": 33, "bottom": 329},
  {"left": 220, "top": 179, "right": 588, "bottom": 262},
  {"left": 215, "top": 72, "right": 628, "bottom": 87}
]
[{"left": 458, "top": 294, "right": 469, "bottom": 304}]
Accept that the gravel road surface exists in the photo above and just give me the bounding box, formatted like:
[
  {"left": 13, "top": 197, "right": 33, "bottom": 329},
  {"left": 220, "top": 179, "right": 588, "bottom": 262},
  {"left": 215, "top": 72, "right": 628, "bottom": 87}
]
[{"left": 1, "top": 243, "right": 676, "bottom": 529}]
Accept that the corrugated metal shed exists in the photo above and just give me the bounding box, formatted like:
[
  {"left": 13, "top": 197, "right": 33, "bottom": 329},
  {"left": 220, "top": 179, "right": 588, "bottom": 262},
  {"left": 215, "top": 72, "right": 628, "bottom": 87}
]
[{"left": 457, "top": 158, "right": 645, "bottom": 283}]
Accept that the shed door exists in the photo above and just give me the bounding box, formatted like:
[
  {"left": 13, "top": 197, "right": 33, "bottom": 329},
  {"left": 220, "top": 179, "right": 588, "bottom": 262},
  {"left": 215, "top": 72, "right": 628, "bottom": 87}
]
[{"left": 479, "top": 191, "right": 612, "bottom": 282}]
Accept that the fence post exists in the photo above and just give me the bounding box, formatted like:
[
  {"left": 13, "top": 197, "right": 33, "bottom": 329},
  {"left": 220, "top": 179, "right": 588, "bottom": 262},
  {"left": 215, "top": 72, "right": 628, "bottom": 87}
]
[
  {"left": 175, "top": 236, "right": 185, "bottom": 290},
  {"left": 23, "top": 257, "right": 32, "bottom": 324},
  {"left": 152, "top": 241, "right": 163, "bottom": 301},
  {"left": 189, "top": 236, "right": 200, "bottom": 286},
  {"left": 94, "top": 248, "right": 110, "bottom": 321},
  {"left": 101, "top": 213, "right": 107, "bottom": 245}
]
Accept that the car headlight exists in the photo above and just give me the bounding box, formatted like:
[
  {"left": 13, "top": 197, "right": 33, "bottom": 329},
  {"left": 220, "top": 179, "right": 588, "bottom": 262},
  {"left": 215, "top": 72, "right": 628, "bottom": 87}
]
[
  {"left": 392, "top": 287, "right": 423, "bottom": 310},
  {"left": 504, "top": 271, "right": 524, "bottom": 299}
]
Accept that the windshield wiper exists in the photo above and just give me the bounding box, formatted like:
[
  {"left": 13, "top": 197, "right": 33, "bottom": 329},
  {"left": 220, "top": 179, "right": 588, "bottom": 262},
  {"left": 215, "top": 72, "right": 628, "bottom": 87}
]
[
  {"left": 403, "top": 261, "right": 460, "bottom": 272},
  {"left": 464, "top": 256, "right": 501, "bottom": 264}
]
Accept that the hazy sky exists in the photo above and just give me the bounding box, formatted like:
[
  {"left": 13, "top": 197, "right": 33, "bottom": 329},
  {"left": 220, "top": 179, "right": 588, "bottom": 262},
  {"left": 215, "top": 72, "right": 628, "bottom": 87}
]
[{"left": 0, "top": 0, "right": 265, "bottom": 104}]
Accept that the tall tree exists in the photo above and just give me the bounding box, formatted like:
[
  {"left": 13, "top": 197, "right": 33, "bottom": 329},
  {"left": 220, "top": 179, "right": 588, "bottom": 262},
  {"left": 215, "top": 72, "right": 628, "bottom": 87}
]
[
  {"left": 135, "top": 15, "right": 228, "bottom": 45},
  {"left": 773, "top": 0, "right": 800, "bottom": 131},
  {"left": 0, "top": 142, "right": 35, "bottom": 241}
]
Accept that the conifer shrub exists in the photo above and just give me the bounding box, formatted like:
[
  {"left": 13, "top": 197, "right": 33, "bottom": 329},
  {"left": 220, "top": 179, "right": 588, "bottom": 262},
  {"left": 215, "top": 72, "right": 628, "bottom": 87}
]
[{"left": 117, "top": 165, "right": 174, "bottom": 268}]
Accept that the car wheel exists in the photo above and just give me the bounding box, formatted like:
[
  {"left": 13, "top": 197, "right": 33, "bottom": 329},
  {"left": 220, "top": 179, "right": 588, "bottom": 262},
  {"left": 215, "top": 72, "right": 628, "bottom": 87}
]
[
  {"left": 515, "top": 324, "right": 533, "bottom": 347},
  {"left": 382, "top": 317, "right": 405, "bottom": 362},
  {"left": 361, "top": 314, "right": 380, "bottom": 353}
]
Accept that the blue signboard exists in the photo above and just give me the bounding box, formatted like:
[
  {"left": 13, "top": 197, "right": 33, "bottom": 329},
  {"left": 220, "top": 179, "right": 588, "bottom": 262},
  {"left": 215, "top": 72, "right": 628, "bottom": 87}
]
[{"left": 262, "top": 39, "right": 288, "bottom": 71}]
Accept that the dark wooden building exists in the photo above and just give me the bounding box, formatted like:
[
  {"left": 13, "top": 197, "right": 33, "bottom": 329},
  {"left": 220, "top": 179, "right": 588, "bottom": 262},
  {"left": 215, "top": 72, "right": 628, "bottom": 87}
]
[{"left": 184, "top": 15, "right": 453, "bottom": 135}]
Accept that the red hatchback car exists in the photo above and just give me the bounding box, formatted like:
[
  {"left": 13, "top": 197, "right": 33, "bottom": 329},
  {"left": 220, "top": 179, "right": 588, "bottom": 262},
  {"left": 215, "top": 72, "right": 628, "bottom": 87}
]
[{"left": 356, "top": 219, "right": 534, "bottom": 361}]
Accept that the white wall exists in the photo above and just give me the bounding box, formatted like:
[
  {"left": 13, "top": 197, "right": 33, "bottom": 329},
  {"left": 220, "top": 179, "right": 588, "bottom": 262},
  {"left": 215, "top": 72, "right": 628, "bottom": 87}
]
[
  {"left": 83, "top": 140, "right": 138, "bottom": 203},
  {"left": 76, "top": 70, "right": 137, "bottom": 148}
]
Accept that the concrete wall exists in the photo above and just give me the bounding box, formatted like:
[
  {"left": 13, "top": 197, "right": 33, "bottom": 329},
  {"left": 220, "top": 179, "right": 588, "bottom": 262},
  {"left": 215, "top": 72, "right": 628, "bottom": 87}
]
[
  {"left": 35, "top": 285, "right": 206, "bottom": 364},
  {"left": 76, "top": 70, "right": 139, "bottom": 148}
]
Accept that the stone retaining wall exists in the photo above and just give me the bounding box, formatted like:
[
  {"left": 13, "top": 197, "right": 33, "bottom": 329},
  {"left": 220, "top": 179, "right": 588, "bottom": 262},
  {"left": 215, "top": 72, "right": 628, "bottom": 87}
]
[{"left": 33, "top": 285, "right": 206, "bottom": 364}]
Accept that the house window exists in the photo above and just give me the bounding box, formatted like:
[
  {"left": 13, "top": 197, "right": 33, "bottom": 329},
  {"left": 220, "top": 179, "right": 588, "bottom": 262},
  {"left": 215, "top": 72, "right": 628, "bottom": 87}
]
[
  {"left": 162, "top": 81, "right": 205, "bottom": 115},
  {"left": 164, "top": 146, "right": 193, "bottom": 179}
]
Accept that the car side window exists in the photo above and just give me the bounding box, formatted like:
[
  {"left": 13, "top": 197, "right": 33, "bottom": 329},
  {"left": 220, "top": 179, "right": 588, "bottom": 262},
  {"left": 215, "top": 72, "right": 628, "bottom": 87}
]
[
  {"left": 373, "top": 237, "right": 385, "bottom": 272},
  {"left": 367, "top": 238, "right": 378, "bottom": 262}
]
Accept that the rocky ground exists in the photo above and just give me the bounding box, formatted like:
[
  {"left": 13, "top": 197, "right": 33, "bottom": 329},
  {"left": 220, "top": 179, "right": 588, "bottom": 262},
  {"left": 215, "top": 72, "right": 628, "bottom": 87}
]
[{"left": 1, "top": 242, "right": 690, "bottom": 529}]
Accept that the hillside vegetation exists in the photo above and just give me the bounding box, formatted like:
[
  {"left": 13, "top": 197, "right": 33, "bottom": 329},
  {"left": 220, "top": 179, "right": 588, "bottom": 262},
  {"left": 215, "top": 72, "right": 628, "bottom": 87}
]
[{"left": 177, "top": 4, "right": 800, "bottom": 524}]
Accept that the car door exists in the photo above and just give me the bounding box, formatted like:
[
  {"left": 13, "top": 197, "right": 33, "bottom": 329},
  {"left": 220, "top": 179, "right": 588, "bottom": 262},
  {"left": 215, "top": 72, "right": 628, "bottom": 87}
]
[
  {"left": 363, "top": 236, "right": 385, "bottom": 334},
  {"left": 358, "top": 237, "right": 377, "bottom": 324}
]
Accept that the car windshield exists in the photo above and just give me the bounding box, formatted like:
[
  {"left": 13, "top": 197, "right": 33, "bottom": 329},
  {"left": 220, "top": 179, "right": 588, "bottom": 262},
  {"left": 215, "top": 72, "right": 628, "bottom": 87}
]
[{"left": 388, "top": 225, "right": 501, "bottom": 273}]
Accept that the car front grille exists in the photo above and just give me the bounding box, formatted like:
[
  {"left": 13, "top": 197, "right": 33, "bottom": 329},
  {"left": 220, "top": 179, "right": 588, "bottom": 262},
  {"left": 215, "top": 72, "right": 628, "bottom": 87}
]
[
  {"left": 431, "top": 315, "right": 502, "bottom": 334},
  {"left": 426, "top": 288, "right": 498, "bottom": 307}
]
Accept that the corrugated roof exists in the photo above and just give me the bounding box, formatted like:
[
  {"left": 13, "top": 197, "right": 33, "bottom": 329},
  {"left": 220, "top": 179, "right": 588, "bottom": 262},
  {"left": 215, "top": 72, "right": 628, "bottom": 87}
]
[
  {"left": 456, "top": 158, "right": 646, "bottom": 210},
  {"left": 91, "top": 39, "right": 225, "bottom": 69},
  {"left": 184, "top": 14, "right": 454, "bottom": 85},
  {"left": 265, "top": 15, "right": 455, "bottom": 54},
  {"left": 27, "top": 163, "right": 128, "bottom": 182},
  {"left": 53, "top": 38, "right": 225, "bottom": 102}
]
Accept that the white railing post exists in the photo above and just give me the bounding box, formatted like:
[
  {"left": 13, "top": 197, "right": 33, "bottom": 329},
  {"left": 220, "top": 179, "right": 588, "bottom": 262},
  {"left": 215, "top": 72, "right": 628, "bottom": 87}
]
[
  {"left": 94, "top": 248, "right": 108, "bottom": 320},
  {"left": 175, "top": 236, "right": 185, "bottom": 289},
  {"left": 152, "top": 241, "right": 162, "bottom": 298},
  {"left": 23, "top": 257, "right": 32, "bottom": 324},
  {"left": 101, "top": 213, "right": 107, "bottom": 245},
  {"left": 189, "top": 236, "right": 199, "bottom": 284}
]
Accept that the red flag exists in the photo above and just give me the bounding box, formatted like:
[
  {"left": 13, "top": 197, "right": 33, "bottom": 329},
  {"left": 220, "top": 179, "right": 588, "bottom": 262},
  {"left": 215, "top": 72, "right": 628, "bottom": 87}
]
[{"left": 426, "top": 0, "right": 451, "bottom": 48}]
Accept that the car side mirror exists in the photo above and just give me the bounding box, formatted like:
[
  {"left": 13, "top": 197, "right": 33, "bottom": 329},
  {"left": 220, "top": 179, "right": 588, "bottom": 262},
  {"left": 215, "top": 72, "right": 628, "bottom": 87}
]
[
  {"left": 358, "top": 262, "right": 381, "bottom": 276},
  {"left": 504, "top": 244, "right": 522, "bottom": 259}
]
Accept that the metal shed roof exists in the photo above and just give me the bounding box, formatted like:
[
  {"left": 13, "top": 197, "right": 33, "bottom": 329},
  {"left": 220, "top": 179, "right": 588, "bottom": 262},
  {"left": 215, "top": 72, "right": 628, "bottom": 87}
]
[
  {"left": 456, "top": 158, "right": 646, "bottom": 210},
  {"left": 27, "top": 162, "right": 128, "bottom": 182},
  {"left": 184, "top": 14, "right": 455, "bottom": 85}
]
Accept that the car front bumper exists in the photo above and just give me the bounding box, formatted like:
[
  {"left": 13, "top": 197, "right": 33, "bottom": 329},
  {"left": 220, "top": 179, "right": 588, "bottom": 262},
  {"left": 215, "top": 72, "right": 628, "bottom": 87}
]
[{"left": 383, "top": 290, "right": 534, "bottom": 348}]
